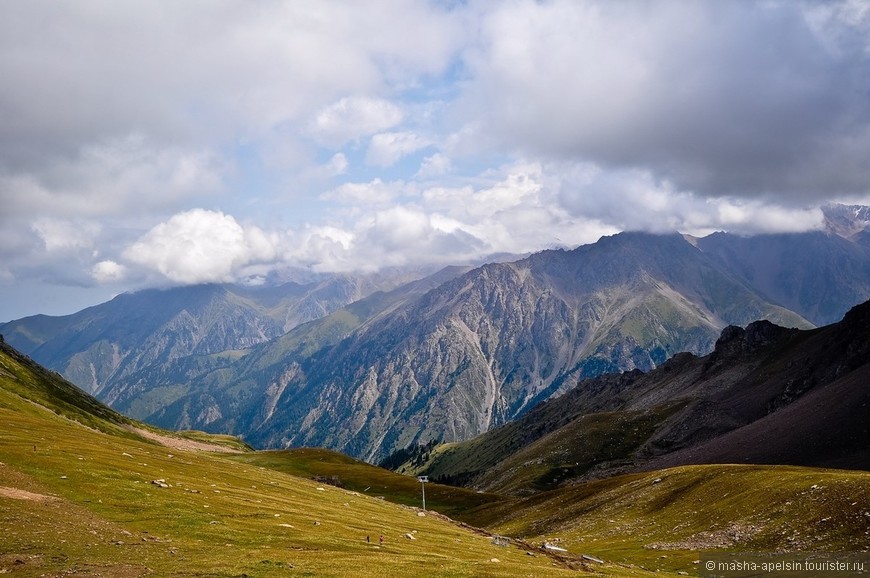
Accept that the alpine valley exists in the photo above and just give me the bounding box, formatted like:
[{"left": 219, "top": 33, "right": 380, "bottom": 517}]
[{"left": 3, "top": 204, "right": 870, "bottom": 463}]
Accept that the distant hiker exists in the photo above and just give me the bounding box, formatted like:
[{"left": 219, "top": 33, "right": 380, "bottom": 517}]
[
  {"left": 366, "top": 535, "right": 370, "bottom": 543},
  {"left": 379, "top": 535, "right": 384, "bottom": 546}
]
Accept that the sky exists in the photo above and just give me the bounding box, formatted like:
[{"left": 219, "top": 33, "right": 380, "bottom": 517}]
[{"left": 1, "top": 0, "right": 870, "bottom": 322}]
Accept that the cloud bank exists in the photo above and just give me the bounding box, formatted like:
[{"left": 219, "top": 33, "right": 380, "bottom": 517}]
[{"left": 1, "top": 0, "right": 869, "bottom": 319}]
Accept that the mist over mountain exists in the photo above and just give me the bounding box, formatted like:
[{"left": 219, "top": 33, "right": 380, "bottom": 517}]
[
  {"left": 695, "top": 235, "right": 870, "bottom": 326},
  {"left": 0, "top": 272, "right": 427, "bottom": 396},
  {"left": 822, "top": 203, "right": 870, "bottom": 243},
  {"left": 3, "top": 207, "right": 870, "bottom": 462}
]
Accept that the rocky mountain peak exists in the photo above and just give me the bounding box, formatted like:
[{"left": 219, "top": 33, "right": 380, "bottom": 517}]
[
  {"left": 822, "top": 203, "right": 870, "bottom": 240},
  {"left": 712, "top": 319, "right": 795, "bottom": 359}
]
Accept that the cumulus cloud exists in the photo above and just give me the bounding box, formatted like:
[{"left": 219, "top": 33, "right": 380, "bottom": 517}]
[
  {"left": 550, "top": 161, "right": 830, "bottom": 236},
  {"left": 105, "top": 164, "right": 835, "bottom": 289},
  {"left": 306, "top": 164, "right": 614, "bottom": 271},
  {"left": 300, "top": 206, "right": 489, "bottom": 271},
  {"left": 321, "top": 178, "right": 403, "bottom": 205},
  {"left": 32, "top": 219, "right": 100, "bottom": 253},
  {"left": 124, "top": 209, "right": 278, "bottom": 284},
  {"left": 310, "top": 97, "right": 404, "bottom": 147},
  {"left": 326, "top": 153, "right": 349, "bottom": 176},
  {"left": 91, "top": 260, "right": 127, "bottom": 283},
  {"left": 2, "top": 1, "right": 869, "bottom": 321},
  {"left": 365, "top": 132, "right": 431, "bottom": 166},
  {"left": 415, "top": 153, "right": 452, "bottom": 179},
  {"left": 282, "top": 225, "right": 356, "bottom": 271},
  {"left": 418, "top": 164, "right": 613, "bottom": 254},
  {"left": 423, "top": 164, "right": 541, "bottom": 220}
]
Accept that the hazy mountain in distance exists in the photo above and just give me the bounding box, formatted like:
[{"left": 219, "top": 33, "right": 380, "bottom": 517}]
[
  {"left": 694, "top": 231, "right": 870, "bottom": 325},
  {"left": 822, "top": 202, "right": 870, "bottom": 242},
  {"left": 0, "top": 271, "right": 435, "bottom": 396},
  {"left": 101, "top": 265, "right": 474, "bottom": 429}
]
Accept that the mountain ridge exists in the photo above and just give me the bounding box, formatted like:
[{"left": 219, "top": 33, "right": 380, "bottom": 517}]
[
  {"left": 0, "top": 272, "right": 434, "bottom": 396},
  {"left": 230, "top": 231, "right": 817, "bottom": 461},
  {"left": 411, "top": 299, "right": 870, "bottom": 494},
  {"left": 3, "top": 210, "right": 870, "bottom": 461}
]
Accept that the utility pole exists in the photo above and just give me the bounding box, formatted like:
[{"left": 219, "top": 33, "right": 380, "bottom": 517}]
[{"left": 417, "top": 475, "right": 428, "bottom": 511}]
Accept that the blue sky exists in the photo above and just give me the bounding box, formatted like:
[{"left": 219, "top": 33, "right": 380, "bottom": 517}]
[{"left": 2, "top": 0, "right": 869, "bottom": 321}]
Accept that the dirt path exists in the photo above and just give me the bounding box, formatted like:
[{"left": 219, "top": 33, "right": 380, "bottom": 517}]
[
  {"left": 125, "top": 426, "right": 242, "bottom": 454},
  {"left": 0, "top": 485, "right": 58, "bottom": 502}
]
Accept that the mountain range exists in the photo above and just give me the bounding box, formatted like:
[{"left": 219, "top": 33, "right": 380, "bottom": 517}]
[
  {"left": 2, "top": 203, "right": 870, "bottom": 461},
  {"left": 3, "top": 318, "right": 867, "bottom": 576},
  {"left": 410, "top": 297, "right": 870, "bottom": 494},
  {"left": 0, "top": 271, "right": 430, "bottom": 397}
]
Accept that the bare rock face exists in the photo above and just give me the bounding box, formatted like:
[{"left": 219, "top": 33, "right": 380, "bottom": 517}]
[
  {"left": 0, "top": 272, "right": 422, "bottom": 402},
  {"left": 235, "top": 233, "right": 815, "bottom": 461},
  {"left": 416, "top": 298, "right": 870, "bottom": 494},
  {"left": 712, "top": 320, "right": 797, "bottom": 360},
  {"left": 823, "top": 202, "right": 870, "bottom": 241}
]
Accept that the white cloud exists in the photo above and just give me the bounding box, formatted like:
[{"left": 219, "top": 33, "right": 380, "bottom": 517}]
[
  {"left": 282, "top": 225, "right": 356, "bottom": 272},
  {"left": 310, "top": 97, "right": 404, "bottom": 147},
  {"left": 327, "top": 153, "right": 349, "bottom": 176},
  {"left": 423, "top": 163, "right": 543, "bottom": 221},
  {"left": 92, "top": 260, "right": 127, "bottom": 283},
  {"left": 347, "top": 205, "right": 489, "bottom": 269},
  {"left": 310, "top": 164, "right": 615, "bottom": 269},
  {"left": 423, "top": 165, "right": 612, "bottom": 254},
  {"left": 415, "top": 153, "right": 452, "bottom": 179},
  {"left": 297, "top": 152, "right": 350, "bottom": 182},
  {"left": 710, "top": 201, "right": 825, "bottom": 235},
  {"left": 32, "top": 218, "right": 100, "bottom": 252},
  {"left": 124, "top": 209, "right": 278, "bottom": 284},
  {"left": 2, "top": 1, "right": 868, "bottom": 321},
  {"left": 365, "top": 132, "right": 431, "bottom": 167},
  {"left": 321, "top": 178, "right": 402, "bottom": 205},
  {"left": 0, "top": 2, "right": 464, "bottom": 167},
  {"left": 551, "top": 160, "right": 830, "bottom": 236}
]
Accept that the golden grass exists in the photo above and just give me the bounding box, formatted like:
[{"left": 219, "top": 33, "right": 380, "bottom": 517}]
[{"left": 0, "top": 346, "right": 580, "bottom": 577}]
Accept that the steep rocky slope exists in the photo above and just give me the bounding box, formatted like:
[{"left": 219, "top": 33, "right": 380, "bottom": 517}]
[
  {"left": 0, "top": 273, "right": 419, "bottom": 396},
  {"left": 5, "top": 214, "right": 870, "bottom": 463},
  {"left": 414, "top": 300, "right": 870, "bottom": 494},
  {"left": 225, "top": 233, "right": 811, "bottom": 461}
]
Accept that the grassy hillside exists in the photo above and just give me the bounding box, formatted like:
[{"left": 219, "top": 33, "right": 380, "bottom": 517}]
[
  {"left": 228, "top": 448, "right": 511, "bottom": 522},
  {"left": 0, "top": 341, "right": 135, "bottom": 436},
  {"left": 471, "top": 402, "right": 687, "bottom": 494},
  {"left": 406, "top": 370, "right": 654, "bottom": 489},
  {"left": 476, "top": 464, "right": 870, "bottom": 575},
  {"left": 0, "top": 340, "right": 590, "bottom": 577},
  {"left": 3, "top": 337, "right": 868, "bottom": 578}
]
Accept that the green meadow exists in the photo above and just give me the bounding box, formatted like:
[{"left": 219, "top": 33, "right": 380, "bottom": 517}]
[{"left": 2, "top": 342, "right": 868, "bottom": 577}]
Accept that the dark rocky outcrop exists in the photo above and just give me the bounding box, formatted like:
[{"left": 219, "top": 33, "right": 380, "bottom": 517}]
[{"left": 415, "top": 299, "right": 870, "bottom": 493}]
